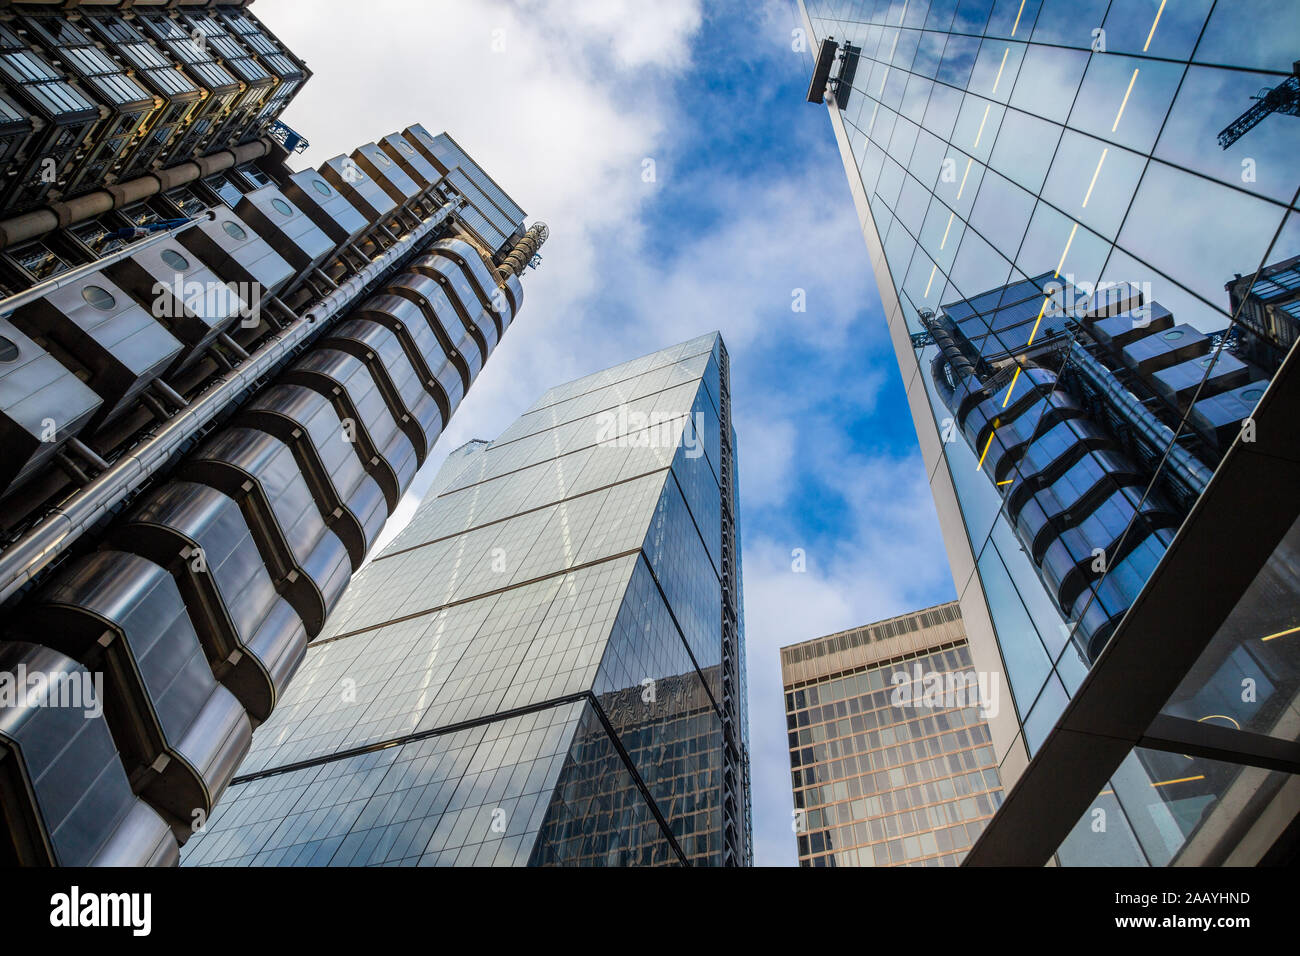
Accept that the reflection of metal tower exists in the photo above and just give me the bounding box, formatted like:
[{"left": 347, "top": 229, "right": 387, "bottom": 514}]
[{"left": 1216, "top": 59, "right": 1300, "bottom": 149}]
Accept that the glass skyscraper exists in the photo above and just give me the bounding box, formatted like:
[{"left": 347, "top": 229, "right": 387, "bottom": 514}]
[
  {"left": 179, "top": 332, "right": 752, "bottom": 866},
  {"left": 782, "top": 602, "right": 1004, "bottom": 867},
  {"left": 799, "top": 0, "right": 1300, "bottom": 865}
]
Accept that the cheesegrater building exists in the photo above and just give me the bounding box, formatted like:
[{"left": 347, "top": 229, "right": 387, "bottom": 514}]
[
  {"left": 0, "top": 0, "right": 547, "bottom": 866},
  {"left": 179, "top": 333, "right": 753, "bottom": 866},
  {"left": 799, "top": 0, "right": 1300, "bottom": 865}
]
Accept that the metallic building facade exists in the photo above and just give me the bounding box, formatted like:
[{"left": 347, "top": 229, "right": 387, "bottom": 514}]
[
  {"left": 799, "top": 0, "right": 1300, "bottom": 864},
  {"left": 0, "top": 1, "right": 544, "bottom": 866},
  {"left": 179, "top": 333, "right": 752, "bottom": 866},
  {"left": 782, "top": 602, "right": 1004, "bottom": 866}
]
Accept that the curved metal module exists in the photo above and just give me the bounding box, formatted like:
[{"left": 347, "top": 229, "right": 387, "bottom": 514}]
[
  {"left": 180, "top": 428, "right": 352, "bottom": 636},
  {"left": 933, "top": 348, "right": 1181, "bottom": 660},
  {"left": 0, "top": 641, "right": 179, "bottom": 866},
  {"left": 281, "top": 348, "right": 419, "bottom": 510},
  {"left": 238, "top": 383, "right": 389, "bottom": 568},
  {"left": 320, "top": 318, "right": 445, "bottom": 461},
  {"left": 235, "top": 184, "right": 334, "bottom": 276},
  {"left": 113, "top": 480, "right": 310, "bottom": 723},
  {"left": 17, "top": 551, "right": 253, "bottom": 838},
  {"left": 9, "top": 271, "right": 183, "bottom": 431}
]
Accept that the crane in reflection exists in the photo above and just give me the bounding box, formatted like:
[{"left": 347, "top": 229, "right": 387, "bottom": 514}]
[{"left": 1217, "top": 59, "right": 1300, "bottom": 148}]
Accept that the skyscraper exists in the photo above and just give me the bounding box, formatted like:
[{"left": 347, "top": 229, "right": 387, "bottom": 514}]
[
  {"left": 782, "top": 602, "right": 1004, "bottom": 867},
  {"left": 0, "top": 1, "right": 543, "bottom": 866},
  {"left": 799, "top": 0, "right": 1300, "bottom": 864},
  {"left": 178, "top": 332, "right": 752, "bottom": 867}
]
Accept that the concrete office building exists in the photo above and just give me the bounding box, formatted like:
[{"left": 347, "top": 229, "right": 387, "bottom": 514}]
[
  {"left": 0, "top": 1, "right": 544, "bottom": 865},
  {"left": 180, "top": 333, "right": 752, "bottom": 866},
  {"left": 799, "top": 0, "right": 1300, "bottom": 864},
  {"left": 782, "top": 602, "right": 1003, "bottom": 866}
]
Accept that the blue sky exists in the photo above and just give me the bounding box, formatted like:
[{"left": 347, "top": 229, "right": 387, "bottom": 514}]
[{"left": 260, "top": 0, "right": 956, "bottom": 865}]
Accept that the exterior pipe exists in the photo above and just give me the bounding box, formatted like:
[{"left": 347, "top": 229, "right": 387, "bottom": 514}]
[
  {"left": 0, "top": 198, "right": 461, "bottom": 605},
  {"left": 1066, "top": 341, "right": 1213, "bottom": 496},
  {"left": 0, "top": 140, "right": 271, "bottom": 250}
]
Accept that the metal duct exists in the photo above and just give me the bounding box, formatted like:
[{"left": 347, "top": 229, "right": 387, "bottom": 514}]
[{"left": 0, "top": 140, "right": 272, "bottom": 250}]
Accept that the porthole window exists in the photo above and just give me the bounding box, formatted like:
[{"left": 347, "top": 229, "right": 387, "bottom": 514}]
[
  {"left": 1242, "top": 387, "right": 1265, "bottom": 402},
  {"left": 0, "top": 336, "right": 19, "bottom": 362},
  {"left": 222, "top": 221, "right": 248, "bottom": 241},
  {"left": 312, "top": 178, "right": 332, "bottom": 196},
  {"left": 82, "top": 285, "right": 116, "bottom": 311},
  {"left": 271, "top": 198, "right": 293, "bottom": 217},
  {"left": 160, "top": 249, "right": 189, "bottom": 271},
  {"left": 375, "top": 152, "right": 392, "bottom": 166},
  {"left": 400, "top": 142, "right": 415, "bottom": 155},
  {"left": 1161, "top": 329, "right": 1185, "bottom": 341}
]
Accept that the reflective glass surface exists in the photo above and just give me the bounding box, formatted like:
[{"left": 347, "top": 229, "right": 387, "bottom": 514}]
[
  {"left": 182, "top": 334, "right": 750, "bottom": 865},
  {"left": 806, "top": 0, "right": 1300, "bottom": 866}
]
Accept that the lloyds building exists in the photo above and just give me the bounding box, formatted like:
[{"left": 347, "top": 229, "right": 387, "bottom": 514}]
[
  {"left": 0, "top": 1, "right": 546, "bottom": 865},
  {"left": 180, "top": 333, "right": 753, "bottom": 867},
  {"left": 800, "top": 0, "right": 1300, "bottom": 865}
]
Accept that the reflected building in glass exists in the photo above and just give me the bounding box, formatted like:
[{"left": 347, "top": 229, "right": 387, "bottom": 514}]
[
  {"left": 180, "top": 333, "right": 753, "bottom": 866},
  {"left": 781, "top": 602, "right": 1004, "bottom": 866},
  {"left": 799, "top": 0, "right": 1300, "bottom": 865}
]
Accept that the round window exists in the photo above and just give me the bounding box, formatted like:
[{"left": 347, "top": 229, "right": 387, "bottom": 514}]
[
  {"left": 1161, "top": 329, "right": 1185, "bottom": 341},
  {"left": 82, "top": 285, "right": 116, "bottom": 311},
  {"left": 1242, "top": 387, "right": 1265, "bottom": 401},
  {"left": 160, "top": 249, "right": 189, "bottom": 271},
  {"left": 375, "top": 152, "right": 392, "bottom": 166},
  {"left": 312, "top": 178, "right": 332, "bottom": 196},
  {"left": 1199, "top": 357, "right": 1214, "bottom": 368},
  {"left": 271, "top": 198, "right": 293, "bottom": 217},
  {"left": 0, "top": 335, "right": 19, "bottom": 363},
  {"left": 400, "top": 142, "right": 415, "bottom": 155},
  {"left": 222, "top": 221, "right": 248, "bottom": 241}
]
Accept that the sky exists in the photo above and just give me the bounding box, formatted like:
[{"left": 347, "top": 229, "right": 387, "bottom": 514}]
[{"left": 256, "top": 0, "right": 957, "bottom": 866}]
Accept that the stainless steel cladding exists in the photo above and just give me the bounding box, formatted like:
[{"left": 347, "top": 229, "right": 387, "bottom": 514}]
[
  {"left": 234, "top": 185, "right": 334, "bottom": 275},
  {"left": 103, "top": 238, "right": 248, "bottom": 375},
  {"left": 379, "top": 132, "right": 441, "bottom": 190},
  {"left": 319, "top": 319, "right": 445, "bottom": 461},
  {"left": 351, "top": 142, "right": 424, "bottom": 207},
  {"left": 177, "top": 210, "right": 295, "bottom": 301},
  {"left": 179, "top": 427, "right": 352, "bottom": 635},
  {"left": 0, "top": 317, "right": 102, "bottom": 496},
  {"left": 0, "top": 118, "right": 539, "bottom": 865},
  {"left": 114, "top": 480, "right": 309, "bottom": 722},
  {"left": 282, "top": 168, "right": 371, "bottom": 247},
  {"left": 320, "top": 153, "right": 399, "bottom": 225},
  {"left": 9, "top": 273, "right": 183, "bottom": 429},
  {"left": 238, "top": 383, "right": 389, "bottom": 568},
  {"left": 282, "top": 348, "right": 419, "bottom": 509},
  {"left": 0, "top": 641, "right": 179, "bottom": 866},
  {"left": 352, "top": 292, "right": 462, "bottom": 427},
  {"left": 19, "top": 551, "right": 253, "bottom": 838}
]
